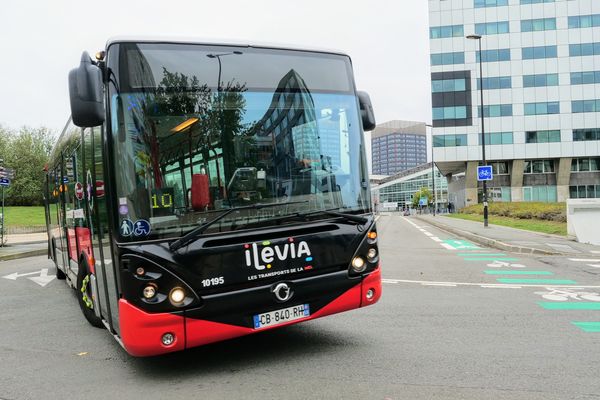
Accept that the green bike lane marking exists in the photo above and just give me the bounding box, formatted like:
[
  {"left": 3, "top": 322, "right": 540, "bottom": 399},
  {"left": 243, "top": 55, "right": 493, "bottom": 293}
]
[
  {"left": 571, "top": 322, "right": 600, "bottom": 332},
  {"left": 498, "top": 278, "right": 577, "bottom": 284},
  {"left": 484, "top": 270, "right": 553, "bottom": 275},
  {"left": 443, "top": 240, "right": 481, "bottom": 250},
  {"left": 538, "top": 302, "right": 600, "bottom": 310}
]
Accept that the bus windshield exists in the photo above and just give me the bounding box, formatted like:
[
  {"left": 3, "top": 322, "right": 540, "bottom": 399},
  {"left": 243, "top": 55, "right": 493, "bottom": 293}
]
[{"left": 109, "top": 43, "right": 370, "bottom": 240}]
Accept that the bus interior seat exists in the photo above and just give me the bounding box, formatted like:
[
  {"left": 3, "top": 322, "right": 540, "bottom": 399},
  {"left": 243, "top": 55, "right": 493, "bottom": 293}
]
[{"left": 191, "top": 174, "right": 210, "bottom": 210}]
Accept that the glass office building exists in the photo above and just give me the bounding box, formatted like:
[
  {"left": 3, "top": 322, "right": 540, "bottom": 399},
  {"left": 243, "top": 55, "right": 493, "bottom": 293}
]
[
  {"left": 371, "top": 120, "right": 428, "bottom": 175},
  {"left": 429, "top": 0, "right": 600, "bottom": 207}
]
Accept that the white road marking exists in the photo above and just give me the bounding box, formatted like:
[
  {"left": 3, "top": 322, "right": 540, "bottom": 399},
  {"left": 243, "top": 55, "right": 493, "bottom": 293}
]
[
  {"left": 424, "top": 232, "right": 434, "bottom": 237},
  {"left": 381, "top": 278, "right": 600, "bottom": 289},
  {"left": 569, "top": 259, "right": 600, "bottom": 262},
  {"left": 422, "top": 283, "right": 457, "bottom": 287},
  {"left": 481, "top": 285, "right": 522, "bottom": 289},
  {"left": 440, "top": 243, "right": 456, "bottom": 250},
  {"left": 430, "top": 237, "right": 443, "bottom": 242},
  {"left": 590, "top": 251, "right": 600, "bottom": 254},
  {"left": 587, "top": 264, "right": 600, "bottom": 268},
  {"left": 2, "top": 269, "right": 55, "bottom": 287}
]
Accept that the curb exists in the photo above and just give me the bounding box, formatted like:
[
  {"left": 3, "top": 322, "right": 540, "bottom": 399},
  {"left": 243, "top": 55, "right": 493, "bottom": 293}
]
[
  {"left": 414, "top": 216, "right": 563, "bottom": 256},
  {"left": 0, "top": 249, "right": 47, "bottom": 262}
]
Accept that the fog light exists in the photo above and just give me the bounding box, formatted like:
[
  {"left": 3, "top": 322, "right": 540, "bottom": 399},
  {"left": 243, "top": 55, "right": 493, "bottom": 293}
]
[
  {"left": 366, "top": 289, "right": 375, "bottom": 300},
  {"left": 367, "top": 248, "right": 378, "bottom": 261},
  {"left": 142, "top": 285, "right": 156, "bottom": 299},
  {"left": 161, "top": 333, "right": 175, "bottom": 346},
  {"left": 169, "top": 287, "right": 186, "bottom": 305},
  {"left": 367, "top": 231, "right": 377, "bottom": 243},
  {"left": 351, "top": 256, "right": 366, "bottom": 273}
]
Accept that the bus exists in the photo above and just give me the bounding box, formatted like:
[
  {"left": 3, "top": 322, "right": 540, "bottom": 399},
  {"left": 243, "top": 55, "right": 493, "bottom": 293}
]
[{"left": 45, "top": 37, "right": 381, "bottom": 356}]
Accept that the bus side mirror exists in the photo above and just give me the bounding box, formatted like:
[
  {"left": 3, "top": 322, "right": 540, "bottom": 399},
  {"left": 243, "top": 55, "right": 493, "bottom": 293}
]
[
  {"left": 357, "top": 91, "right": 376, "bottom": 131},
  {"left": 68, "top": 51, "right": 105, "bottom": 127}
]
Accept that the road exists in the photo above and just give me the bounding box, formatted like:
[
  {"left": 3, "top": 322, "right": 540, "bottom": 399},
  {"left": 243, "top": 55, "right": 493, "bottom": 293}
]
[{"left": 0, "top": 215, "right": 599, "bottom": 399}]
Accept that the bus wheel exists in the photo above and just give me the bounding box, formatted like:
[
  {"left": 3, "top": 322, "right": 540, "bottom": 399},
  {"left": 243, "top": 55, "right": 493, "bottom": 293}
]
[
  {"left": 76, "top": 261, "right": 104, "bottom": 328},
  {"left": 52, "top": 240, "right": 66, "bottom": 280}
]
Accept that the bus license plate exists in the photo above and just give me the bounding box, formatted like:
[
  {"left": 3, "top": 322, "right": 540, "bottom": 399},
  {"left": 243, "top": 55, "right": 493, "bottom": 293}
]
[{"left": 253, "top": 304, "right": 310, "bottom": 329}]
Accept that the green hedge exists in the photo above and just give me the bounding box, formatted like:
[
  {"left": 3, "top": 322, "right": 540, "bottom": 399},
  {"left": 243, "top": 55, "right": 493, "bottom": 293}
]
[{"left": 459, "top": 202, "right": 566, "bottom": 222}]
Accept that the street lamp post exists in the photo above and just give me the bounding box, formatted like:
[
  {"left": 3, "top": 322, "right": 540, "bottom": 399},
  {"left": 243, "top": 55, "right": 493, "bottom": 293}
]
[
  {"left": 467, "top": 34, "right": 489, "bottom": 227},
  {"left": 206, "top": 51, "right": 242, "bottom": 197},
  {"left": 425, "top": 123, "right": 435, "bottom": 216}
]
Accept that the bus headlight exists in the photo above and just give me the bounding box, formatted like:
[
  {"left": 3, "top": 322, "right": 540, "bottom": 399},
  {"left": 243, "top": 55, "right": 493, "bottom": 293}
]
[
  {"left": 169, "top": 287, "right": 186, "bottom": 306},
  {"left": 351, "top": 256, "right": 366, "bottom": 273},
  {"left": 367, "top": 248, "right": 378, "bottom": 262},
  {"left": 142, "top": 284, "right": 156, "bottom": 299}
]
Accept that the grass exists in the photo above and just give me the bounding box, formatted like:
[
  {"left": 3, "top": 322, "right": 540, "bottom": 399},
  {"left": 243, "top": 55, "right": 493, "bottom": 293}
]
[
  {"left": 1, "top": 206, "right": 46, "bottom": 227},
  {"left": 446, "top": 213, "right": 567, "bottom": 236},
  {"left": 460, "top": 202, "right": 566, "bottom": 222}
]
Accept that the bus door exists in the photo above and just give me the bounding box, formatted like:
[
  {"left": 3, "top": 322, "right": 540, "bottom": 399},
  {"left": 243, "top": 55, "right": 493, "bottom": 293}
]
[{"left": 49, "top": 168, "right": 69, "bottom": 269}]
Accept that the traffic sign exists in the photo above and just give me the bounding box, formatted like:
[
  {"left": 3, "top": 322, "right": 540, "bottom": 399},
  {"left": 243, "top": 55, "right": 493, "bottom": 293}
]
[
  {"left": 75, "top": 182, "right": 84, "bottom": 200},
  {"left": 477, "top": 165, "right": 493, "bottom": 181},
  {"left": 0, "top": 178, "right": 10, "bottom": 187},
  {"left": 419, "top": 196, "right": 428, "bottom": 206}
]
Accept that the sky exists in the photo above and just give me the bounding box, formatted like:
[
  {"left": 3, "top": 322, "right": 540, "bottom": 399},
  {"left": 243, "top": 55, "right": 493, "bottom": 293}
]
[{"left": 0, "top": 0, "right": 432, "bottom": 147}]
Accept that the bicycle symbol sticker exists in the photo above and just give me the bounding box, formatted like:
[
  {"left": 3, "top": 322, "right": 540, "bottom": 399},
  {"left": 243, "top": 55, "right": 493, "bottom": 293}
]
[{"left": 133, "top": 219, "right": 151, "bottom": 237}]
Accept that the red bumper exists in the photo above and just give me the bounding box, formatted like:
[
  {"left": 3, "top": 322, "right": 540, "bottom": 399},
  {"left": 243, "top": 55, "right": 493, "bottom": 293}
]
[{"left": 119, "top": 268, "right": 381, "bottom": 357}]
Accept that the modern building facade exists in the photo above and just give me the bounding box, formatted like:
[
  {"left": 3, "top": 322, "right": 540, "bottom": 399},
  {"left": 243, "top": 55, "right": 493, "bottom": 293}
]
[
  {"left": 428, "top": 0, "right": 600, "bottom": 208},
  {"left": 371, "top": 162, "right": 449, "bottom": 210},
  {"left": 371, "top": 120, "right": 428, "bottom": 175}
]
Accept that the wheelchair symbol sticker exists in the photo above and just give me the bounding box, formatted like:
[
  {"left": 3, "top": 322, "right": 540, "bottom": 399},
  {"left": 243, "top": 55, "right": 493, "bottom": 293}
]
[{"left": 133, "top": 219, "right": 151, "bottom": 237}]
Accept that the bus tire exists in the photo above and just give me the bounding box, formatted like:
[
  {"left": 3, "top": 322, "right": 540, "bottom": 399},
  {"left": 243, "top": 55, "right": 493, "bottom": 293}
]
[
  {"left": 76, "top": 260, "right": 104, "bottom": 328},
  {"left": 52, "top": 240, "right": 66, "bottom": 280}
]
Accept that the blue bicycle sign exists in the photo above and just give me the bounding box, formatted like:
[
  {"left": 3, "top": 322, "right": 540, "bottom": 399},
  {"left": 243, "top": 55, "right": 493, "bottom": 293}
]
[{"left": 477, "top": 165, "right": 493, "bottom": 181}]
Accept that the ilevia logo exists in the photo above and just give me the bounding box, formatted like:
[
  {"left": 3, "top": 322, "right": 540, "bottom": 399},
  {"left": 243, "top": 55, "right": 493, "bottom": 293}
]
[{"left": 244, "top": 238, "right": 312, "bottom": 270}]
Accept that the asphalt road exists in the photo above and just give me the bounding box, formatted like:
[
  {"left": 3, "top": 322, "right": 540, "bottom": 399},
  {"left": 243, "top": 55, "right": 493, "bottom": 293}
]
[{"left": 1, "top": 215, "right": 599, "bottom": 400}]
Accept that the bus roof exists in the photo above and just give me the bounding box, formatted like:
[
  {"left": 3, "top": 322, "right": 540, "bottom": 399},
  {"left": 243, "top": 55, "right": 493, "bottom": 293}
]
[{"left": 105, "top": 36, "right": 350, "bottom": 58}]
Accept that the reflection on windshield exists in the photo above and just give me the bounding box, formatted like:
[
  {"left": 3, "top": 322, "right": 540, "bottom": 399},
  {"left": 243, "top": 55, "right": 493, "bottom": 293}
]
[{"left": 111, "top": 45, "right": 370, "bottom": 239}]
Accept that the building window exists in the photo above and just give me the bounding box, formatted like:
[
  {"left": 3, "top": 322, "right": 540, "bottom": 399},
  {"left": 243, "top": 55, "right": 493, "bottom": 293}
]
[
  {"left": 571, "top": 158, "right": 600, "bottom": 172},
  {"left": 475, "top": 21, "right": 510, "bottom": 35},
  {"left": 573, "top": 128, "right": 600, "bottom": 141},
  {"left": 526, "top": 130, "right": 561, "bottom": 143},
  {"left": 523, "top": 73, "right": 559, "bottom": 87},
  {"left": 524, "top": 102, "right": 560, "bottom": 115},
  {"left": 488, "top": 187, "right": 512, "bottom": 202},
  {"left": 570, "top": 185, "right": 600, "bottom": 199},
  {"left": 522, "top": 46, "right": 557, "bottom": 59},
  {"left": 568, "top": 15, "right": 600, "bottom": 29},
  {"left": 572, "top": 100, "right": 600, "bottom": 113},
  {"left": 569, "top": 42, "right": 600, "bottom": 57},
  {"left": 432, "top": 106, "right": 467, "bottom": 120},
  {"left": 431, "top": 78, "right": 466, "bottom": 93},
  {"left": 478, "top": 132, "right": 514, "bottom": 145},
  {"left": 433, "top": 134, "right": 468, "bottom": 147},
  {"left": 490, "top": 162, "right": 509, "bottom": 175},
  {"left": 475, "top": 0, "right": 508, "bottom": 7},
  {"left": 477, "top": 76, "right": 511, "bottom": 90},
  {"left": 476, "top": 49, "right": 511, "bottom": 62},
  {"left": 523, "top": 186, "right": 558, "bottom": 202},
  {"left": 478, "top": 104, "right": 513, "bottom": 117},
  {"left": 521, "top": 18, "right": 556, "bottom": 32},
  {"left": 431, "top": 52, "right": 465, "bottom": 66},
  {"left": 524, "top": 160, "right": 555, "bottom": 174},
  {"left": 571, "top": 71, "right": 600, "bottom": 85},
  {"left": 430, "top": 25, "right": 464, "bottom": 39}
]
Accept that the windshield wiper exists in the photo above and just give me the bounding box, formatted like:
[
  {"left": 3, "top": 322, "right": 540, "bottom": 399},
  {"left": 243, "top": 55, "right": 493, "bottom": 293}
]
[
  {"left": 169, "top": 201, "right": 308, "bottom": 251},
  {"left": 274, "top": 207, "right": 370, "bottom": 225}
]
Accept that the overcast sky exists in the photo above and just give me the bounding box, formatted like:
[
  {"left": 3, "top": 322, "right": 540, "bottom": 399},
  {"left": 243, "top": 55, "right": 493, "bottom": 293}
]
[{"left": 0, "top": 0, "right": 432, "bottom": 136}]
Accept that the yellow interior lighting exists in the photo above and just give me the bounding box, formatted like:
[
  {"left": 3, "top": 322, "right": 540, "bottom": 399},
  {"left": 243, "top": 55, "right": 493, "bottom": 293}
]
[{"left": 171, "top": 118, "right": 199, "bottom": 133}]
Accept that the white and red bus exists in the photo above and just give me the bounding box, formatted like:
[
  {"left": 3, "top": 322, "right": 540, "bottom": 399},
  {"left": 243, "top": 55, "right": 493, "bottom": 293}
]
[{"left": 45, "top": 37, "right": 381, "bottom": 356}]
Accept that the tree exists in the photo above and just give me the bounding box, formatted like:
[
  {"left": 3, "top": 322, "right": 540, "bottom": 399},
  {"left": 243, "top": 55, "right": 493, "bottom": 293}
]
[
  {"left": 412, "top": 187, "right": 433, "bottom": 208},
  {"left": 1, "top": 126, "right": 55, "bottom": 206}
]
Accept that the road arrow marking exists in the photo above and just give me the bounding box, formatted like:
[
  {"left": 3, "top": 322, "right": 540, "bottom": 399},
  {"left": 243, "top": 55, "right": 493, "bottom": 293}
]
[
  {"left": 28, "top": 269, "right": 55, "bottom": 287},
  {"left": 2, "top": 270, "right": 42, "bottom": 280},
  {"left": 2, "top": 269, "right": 56, "bottom": 287}
]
